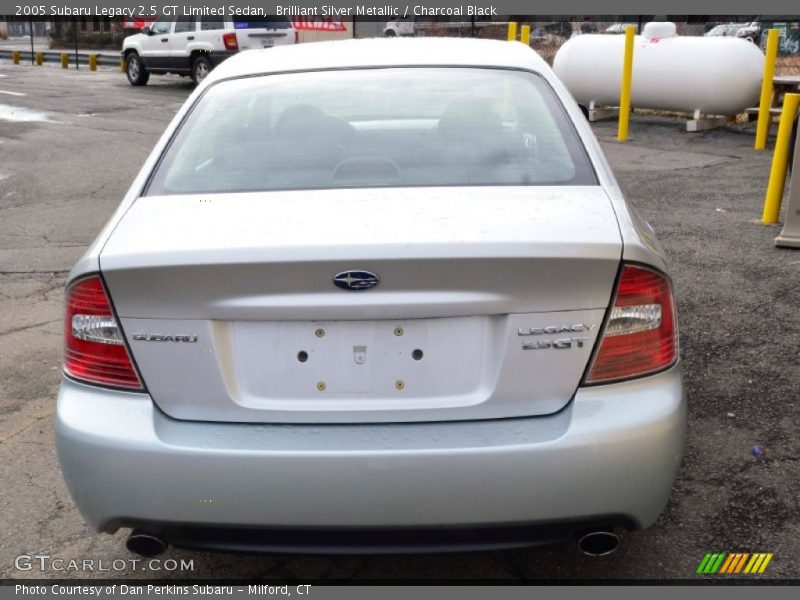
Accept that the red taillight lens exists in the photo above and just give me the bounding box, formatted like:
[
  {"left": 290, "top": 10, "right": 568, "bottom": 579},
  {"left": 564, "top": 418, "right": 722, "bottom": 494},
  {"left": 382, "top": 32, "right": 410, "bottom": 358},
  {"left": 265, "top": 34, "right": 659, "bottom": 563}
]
[
  {"left": 222, "top": 32, "right": 238, "bottom": 51},
  {"left": 64, "top": 275, "right": 143, "bottom": 390},
  {"left": 585, "top": 264, "right": 678, "bottom": 384}
]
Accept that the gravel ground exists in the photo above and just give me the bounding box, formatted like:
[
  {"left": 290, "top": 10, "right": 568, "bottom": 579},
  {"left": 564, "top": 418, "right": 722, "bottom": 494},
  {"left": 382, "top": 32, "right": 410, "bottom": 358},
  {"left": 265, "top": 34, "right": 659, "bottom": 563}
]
[
  {"left": 593, "top": 118, "right": 800, "bottom": 579},
  {"left": 0, "top": 64, "right": 798, "bottom": 581}
]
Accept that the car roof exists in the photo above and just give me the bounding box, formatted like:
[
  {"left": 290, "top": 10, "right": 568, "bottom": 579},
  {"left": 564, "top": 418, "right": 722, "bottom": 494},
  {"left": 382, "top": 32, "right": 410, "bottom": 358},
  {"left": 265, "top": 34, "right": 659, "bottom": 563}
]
[{"left": 205, "top": 37, "right": 550, "bottom": 83}]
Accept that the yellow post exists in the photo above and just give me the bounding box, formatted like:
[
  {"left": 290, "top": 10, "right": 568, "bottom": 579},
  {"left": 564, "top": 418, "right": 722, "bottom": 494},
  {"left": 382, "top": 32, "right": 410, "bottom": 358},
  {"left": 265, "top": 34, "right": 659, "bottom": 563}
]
[
  {"left": 89, "top": 54, "right": 97, "bottom": 71},
  {"left": 617, "top": 25, "right": 635, "bottom": 142},
  {"left": 35, "top": 52, "right": 43, "bottom": 66},
  {"left": 507, "top": 21, "right": 518, "bottom": 42},
  {"left": 60, "top": 52, "right": 69, "bottom": 69},
  {"left": 755, "top": 29, "right": 780, "bottom": 150},
  {"left": 120, "top": 57, "right": 126, "bottom": 73},
  {"left": 12, "top": 51, "right": 20, "bottom": 65},
  {"left": 520, "top": 24, "right": 530, "bottom": 46},
  {"left": 761, "top": 93, "right": 800, "bottom": 223}
]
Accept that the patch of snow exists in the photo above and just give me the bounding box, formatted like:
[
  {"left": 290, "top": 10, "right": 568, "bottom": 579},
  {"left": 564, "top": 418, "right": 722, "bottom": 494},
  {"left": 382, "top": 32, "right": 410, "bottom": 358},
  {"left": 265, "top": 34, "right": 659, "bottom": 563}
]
[{"left": 0, "top": 104, "right": 59, "bottom": 123}]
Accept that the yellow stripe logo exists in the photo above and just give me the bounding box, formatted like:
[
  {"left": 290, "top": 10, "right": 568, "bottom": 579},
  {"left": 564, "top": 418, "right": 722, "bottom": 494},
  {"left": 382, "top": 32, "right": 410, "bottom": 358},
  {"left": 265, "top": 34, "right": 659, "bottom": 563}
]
[{"left": 698, "top": 552, "right": 773, "bottom": 574}]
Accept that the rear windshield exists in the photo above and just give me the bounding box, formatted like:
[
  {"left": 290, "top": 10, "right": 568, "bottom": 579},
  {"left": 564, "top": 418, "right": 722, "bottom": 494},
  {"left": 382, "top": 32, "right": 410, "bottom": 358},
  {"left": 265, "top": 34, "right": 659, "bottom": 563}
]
[
  {"left": 147, "top": 68, "right": 596, "bottom": 195},
  {"left": 233, "top": 18, "right": 292, "bottom": 29}
]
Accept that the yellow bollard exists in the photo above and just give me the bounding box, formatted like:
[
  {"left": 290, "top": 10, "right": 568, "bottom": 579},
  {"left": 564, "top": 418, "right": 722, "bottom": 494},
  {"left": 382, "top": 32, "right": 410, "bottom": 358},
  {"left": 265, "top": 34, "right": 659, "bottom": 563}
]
[
  {"left": 61, "top": 52, "right": 68, "bottom": 69},
  {"left": 12, "top": 51, "right": 20, "bottom": 65},
  {"left": 520, "top": 24, "right": 530, "bottom": 46},
  {"left": 35, "top": 52, "right": 43, "bottom": 66},
  {"left": 617, "top": 25, "right": 636, "bottom": 142},
  {"left": 120, "top": 57, "right": 126, "bottom": 73},
  {"left": 761, "top": 93, "right": 800, "bottom": 223},
  {"left": 755, "top": 29, "right": 780, "bottom": 150},
  {"left": 89, "top": 54, "right": 97, "bottom": 71},
  {"left": 507, "top": 22, "right": 518, "bottom": 42}
]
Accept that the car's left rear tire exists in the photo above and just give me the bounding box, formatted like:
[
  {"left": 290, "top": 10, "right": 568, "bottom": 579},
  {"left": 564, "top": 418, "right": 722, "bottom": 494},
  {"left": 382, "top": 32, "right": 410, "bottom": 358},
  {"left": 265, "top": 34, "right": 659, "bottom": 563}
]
[{"left": 191, "top": 55, "right": 212, "bottom": 85}]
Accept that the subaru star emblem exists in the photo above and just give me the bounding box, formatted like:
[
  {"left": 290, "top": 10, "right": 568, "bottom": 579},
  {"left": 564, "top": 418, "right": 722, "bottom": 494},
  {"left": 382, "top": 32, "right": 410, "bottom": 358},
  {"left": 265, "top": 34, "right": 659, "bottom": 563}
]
[{"left": 333, "top": 270, "right": 380, "bottom": 291}]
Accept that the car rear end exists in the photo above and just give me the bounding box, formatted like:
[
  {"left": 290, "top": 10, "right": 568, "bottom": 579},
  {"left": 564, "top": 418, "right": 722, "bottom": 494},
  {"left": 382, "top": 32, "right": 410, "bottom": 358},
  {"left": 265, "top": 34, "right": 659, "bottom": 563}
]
[
  {"left": 227, "top": 17, "right": 297, "bottom": 52},
  {"left": 207, "top": 17, "right": 297, "bottom": 69},
  {"left": 56, "top": 39, "right": 684, "bottom": 554}
]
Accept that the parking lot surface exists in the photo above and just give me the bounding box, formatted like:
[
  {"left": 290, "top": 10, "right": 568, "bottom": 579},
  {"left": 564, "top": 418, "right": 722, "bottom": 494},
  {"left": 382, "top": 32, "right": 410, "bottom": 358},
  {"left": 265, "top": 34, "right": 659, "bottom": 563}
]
[{"left": 0, "top": 62, "right": 798, "bottom": 581}]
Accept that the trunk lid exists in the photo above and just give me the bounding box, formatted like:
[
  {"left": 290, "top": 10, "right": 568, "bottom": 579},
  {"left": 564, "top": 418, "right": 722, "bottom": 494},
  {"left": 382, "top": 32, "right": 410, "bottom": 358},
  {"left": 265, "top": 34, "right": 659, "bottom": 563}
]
[{"left": 100, "top": 187, "right": 620, "bottom": 423}]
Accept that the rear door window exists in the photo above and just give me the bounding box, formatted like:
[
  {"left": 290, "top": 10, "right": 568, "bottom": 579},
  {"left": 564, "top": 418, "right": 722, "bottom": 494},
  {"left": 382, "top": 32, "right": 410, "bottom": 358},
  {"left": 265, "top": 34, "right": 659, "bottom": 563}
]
[
  {"left": 173, "top": 18, "right": 196, "bottom": 34},
  {"left": 200, "top": 18, "right": 224, "bottom": 31}
]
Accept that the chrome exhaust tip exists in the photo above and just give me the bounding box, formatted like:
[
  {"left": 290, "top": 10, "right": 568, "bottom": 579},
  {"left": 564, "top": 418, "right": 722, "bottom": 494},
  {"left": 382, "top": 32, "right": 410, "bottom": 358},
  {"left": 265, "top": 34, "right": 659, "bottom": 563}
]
[
  {"left": 577, "top": 530, "right": 620, "bottom": 557},
  {"left": 126, "top": 530, "right": 168, "bottom": 557}
]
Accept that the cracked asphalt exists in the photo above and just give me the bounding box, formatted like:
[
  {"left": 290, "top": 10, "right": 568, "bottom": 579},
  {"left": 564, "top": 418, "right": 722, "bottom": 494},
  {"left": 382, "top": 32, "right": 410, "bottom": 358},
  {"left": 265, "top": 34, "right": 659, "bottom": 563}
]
[{"left": 0, "top": 62, "right": 798, "bottom": 582}]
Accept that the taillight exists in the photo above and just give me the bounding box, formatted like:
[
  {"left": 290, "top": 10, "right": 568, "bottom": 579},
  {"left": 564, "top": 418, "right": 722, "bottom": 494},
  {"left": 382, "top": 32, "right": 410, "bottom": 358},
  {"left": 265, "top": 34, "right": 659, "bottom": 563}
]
[
  {"left": 64, "top": 275, "right": 143, "bottom": 390},
  {"left": 584, "top": 264, "right": 678, "bottom": 384},
  {"left": 294, "top": 30, "right": 299, "bottom": 44},
  {"left": 222, "top": 32, "right": 238, "bottom": 51}
]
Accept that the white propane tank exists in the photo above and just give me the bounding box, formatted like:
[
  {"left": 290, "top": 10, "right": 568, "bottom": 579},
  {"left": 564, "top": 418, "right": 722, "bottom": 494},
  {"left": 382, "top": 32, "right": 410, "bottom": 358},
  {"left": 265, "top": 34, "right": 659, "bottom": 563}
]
[{"left": 552, "top": 22, "right": 765, "bottom": 116}]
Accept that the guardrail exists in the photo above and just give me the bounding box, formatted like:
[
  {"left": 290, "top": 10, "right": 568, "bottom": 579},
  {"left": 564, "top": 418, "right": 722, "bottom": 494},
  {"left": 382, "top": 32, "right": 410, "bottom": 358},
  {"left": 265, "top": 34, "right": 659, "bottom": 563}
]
[{"left": 0, "top": 49, "right": 121, "bottom": 68}]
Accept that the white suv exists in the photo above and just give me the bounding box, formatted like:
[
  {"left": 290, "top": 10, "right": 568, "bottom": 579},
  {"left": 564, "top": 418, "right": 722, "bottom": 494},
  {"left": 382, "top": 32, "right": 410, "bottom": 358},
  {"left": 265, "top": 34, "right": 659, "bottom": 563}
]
[
  {"left": 383, "top": 18, "right": 416, "bottom": 37},
  {"left": 122, "top": 16, "right": 297, "bottom": 86}
]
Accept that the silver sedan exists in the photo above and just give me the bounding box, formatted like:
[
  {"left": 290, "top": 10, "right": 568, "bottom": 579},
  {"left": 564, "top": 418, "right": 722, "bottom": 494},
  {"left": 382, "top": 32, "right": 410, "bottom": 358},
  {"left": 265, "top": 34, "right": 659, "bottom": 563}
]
[{"left": 56, "top": 37, "right": 684, "bottom": 557}]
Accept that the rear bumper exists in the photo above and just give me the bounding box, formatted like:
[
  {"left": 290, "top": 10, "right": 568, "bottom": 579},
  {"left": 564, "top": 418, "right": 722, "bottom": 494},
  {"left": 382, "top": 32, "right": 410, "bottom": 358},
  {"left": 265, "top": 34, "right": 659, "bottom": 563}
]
[
  {"left": 208, "top": 50, "right": 236, "bottom": 67},
  {"left": 56, "top": 365, "right": 684, "bottom": 551},
  {"left": 118, "top": 518, "right": 634, "bottom": 555}
]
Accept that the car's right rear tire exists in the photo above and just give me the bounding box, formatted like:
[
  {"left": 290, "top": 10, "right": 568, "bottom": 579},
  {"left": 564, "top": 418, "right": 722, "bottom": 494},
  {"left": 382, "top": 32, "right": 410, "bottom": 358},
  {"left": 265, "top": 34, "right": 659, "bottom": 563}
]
[{"left": 126, "top": 53, "right": 149, "bottom": 86}]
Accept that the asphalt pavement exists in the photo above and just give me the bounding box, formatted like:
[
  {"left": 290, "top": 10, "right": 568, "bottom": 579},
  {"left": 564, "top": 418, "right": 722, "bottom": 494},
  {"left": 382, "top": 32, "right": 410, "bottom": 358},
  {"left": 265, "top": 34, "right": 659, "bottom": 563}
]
[{"left": 0, "top": 60, "right": 798, "bottom": 581}]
